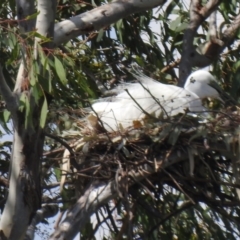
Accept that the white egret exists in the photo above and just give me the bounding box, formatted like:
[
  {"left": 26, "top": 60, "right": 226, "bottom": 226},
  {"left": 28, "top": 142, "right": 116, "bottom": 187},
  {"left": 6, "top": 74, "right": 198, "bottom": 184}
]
[{"left": 88, "top": 70, "right": 221, "bottom": 132}]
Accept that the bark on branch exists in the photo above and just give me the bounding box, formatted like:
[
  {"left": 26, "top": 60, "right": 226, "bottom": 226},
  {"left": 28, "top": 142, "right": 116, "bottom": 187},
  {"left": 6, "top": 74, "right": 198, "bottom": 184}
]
[
  {"left": 188, "top": 12, "right": 240, "bottom": 78},
  {"left": 15, "top": 0, "right": 36, "bottom": 33},
  {"left": 221, "top": 13, "right": 240, "bottom": 50},
  {"left": 53, "top": 0, "right": 166, "bottom": 46},
  {"left": 178, "top": 0, "right": 222, "bottom": 86}
]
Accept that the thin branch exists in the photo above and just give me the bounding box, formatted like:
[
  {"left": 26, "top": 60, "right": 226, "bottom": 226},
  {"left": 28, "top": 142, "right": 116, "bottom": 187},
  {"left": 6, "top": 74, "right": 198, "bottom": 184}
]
[
  {"left": 132, "top": 190, "right": 162, "bottom": 218},
  {"left": 221, "top": 13, "right": 240, "bottom": 48},
  {"left": 164, "top": 169, "right": 196, "bottom": 204},
  {"left": 43, "top": 180, "right": 72, "bottom": 189},
  {"left": 147, "top": 201, "right": 193, "bottom": 237},
  {"left": 54, "top": 211, "right": 64, "bottom": 229},
  {"left": 134, "top": 79, "right": 169, "bottom": 118},
  {"left": 116, "top": 211, "right": 130, "bottom": 240},
  {"left": 106, "top": 204, "right": 119, "bottom": 234},
  {"left": 44, "top": 132, "right": 80, "bottom": 170},
  {"left": 125, "top": 89, "right": 158, "bottom": 121}
]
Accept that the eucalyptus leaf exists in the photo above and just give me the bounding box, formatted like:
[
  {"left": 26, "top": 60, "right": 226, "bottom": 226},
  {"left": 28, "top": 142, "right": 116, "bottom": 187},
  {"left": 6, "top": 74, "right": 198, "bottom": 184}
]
[
  {"left": 40, "top": 97, "right": 48, "bottom": 128},
  {"left": 54, "top": 56, "right": 67, "bottom": 85}
]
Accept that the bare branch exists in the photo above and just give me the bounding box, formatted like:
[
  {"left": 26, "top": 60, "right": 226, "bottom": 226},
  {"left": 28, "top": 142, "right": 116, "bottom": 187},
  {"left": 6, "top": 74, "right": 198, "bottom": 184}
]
[
  {"left": 44, "top": 132, "right": 79, "bottom": 170},
  {"left": 53, "top": 0, "right": 166, "bottom": 45},
  {"left": 221, "top": 13, "right": 240, "bottom": 48},
  {"left": 209, "top": 11, "right": 217, "bottom": 38},
  {"left": 49, "top": 181, "right": 118, "bottom": 239},
  {"left": 190, "top": 13, "right": 240, "bottom": 70}
]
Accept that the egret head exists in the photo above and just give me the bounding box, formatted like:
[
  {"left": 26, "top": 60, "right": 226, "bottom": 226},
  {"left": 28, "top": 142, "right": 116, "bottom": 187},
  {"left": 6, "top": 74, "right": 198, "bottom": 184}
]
[{"left": 184, "top": 70, "right": 221, "bottom": 99}]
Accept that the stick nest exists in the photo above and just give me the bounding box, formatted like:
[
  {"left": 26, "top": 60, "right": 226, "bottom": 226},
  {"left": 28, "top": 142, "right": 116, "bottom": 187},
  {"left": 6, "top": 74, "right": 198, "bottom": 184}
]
[{"left": 49, "top": 107, "right": 240, "bottom": 207}]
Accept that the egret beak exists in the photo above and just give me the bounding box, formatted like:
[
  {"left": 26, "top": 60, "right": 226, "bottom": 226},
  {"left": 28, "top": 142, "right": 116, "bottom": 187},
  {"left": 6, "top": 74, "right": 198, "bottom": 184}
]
[{"left": 208, "top": 80, "right": 237, "bottom": 105}]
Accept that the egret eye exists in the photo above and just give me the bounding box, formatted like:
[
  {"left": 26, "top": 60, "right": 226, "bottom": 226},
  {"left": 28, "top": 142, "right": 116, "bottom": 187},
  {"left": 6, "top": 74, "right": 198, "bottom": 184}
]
[{"left": 190, "top": 77, "right": 196, "bottom": 83}]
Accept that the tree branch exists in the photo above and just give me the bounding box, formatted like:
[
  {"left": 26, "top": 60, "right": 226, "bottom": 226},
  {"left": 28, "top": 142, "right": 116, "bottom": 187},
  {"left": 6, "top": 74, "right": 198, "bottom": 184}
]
[
  {"left": 221, "top": 13, "right": 240, "bottom": 49},
  {"left": 15, "top": 0, "right": 36, "bottom": 33},
  {"left": 209, "top": 10, "right": 217, "bottom": 38},
  {"left": 24, "top": 204, "right": 58, "bottom": 240},
  {"left": 191, "top": 12, "right": 240, "bottom": 70},
  {"left": 178, "top": 0, "right": 221, "bottom": 86},
  {"left": 147, "top": 201, "right": 193, "bottom": 237},
  {"left": 53, "top": 0, "right": 166, "bottom": 46}
]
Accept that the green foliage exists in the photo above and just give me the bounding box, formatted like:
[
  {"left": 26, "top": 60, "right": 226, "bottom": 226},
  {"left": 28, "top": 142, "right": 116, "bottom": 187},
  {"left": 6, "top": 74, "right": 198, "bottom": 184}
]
[
  {"left": 19, "top": 92, "right": 32, "bottom": 128},
  {"left": 40, "top": 97, "right": 48, "bottom": 128},
  {"left": 54, "top": 56, "right": 67, "bottom": 85}
]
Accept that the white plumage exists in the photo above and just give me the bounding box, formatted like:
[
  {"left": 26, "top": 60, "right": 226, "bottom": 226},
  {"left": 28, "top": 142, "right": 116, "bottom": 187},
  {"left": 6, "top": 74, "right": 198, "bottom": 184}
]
[{"left": 88, "top": 70, "right": 220, "bottom": 132}]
